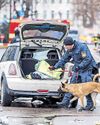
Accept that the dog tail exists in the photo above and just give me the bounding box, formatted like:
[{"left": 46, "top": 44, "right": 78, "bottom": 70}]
[{"left": 93, "top": 74, "right": 100, "bottom": 82}]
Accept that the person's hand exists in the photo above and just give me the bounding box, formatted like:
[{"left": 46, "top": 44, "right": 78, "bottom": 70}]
[{"left": 48, "top": 66, "right": 55, "bottom": 70}]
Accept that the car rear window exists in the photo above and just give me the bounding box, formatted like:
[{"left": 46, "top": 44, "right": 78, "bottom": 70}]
[{"left": 21, "top": 23, "right": 67, "bottom": 41}]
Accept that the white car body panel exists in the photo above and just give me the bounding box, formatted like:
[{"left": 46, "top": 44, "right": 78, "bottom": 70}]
[
  {"left": 0, "top": 61, "right": 22, "bottom": 78},
  {"left": 7, "top": 78, "right": 61, "bottom": 91}
]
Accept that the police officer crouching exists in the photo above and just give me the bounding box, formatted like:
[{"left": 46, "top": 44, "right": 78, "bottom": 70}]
[{"left": 49, "top": 36, "right": 97, "bottom": 111}]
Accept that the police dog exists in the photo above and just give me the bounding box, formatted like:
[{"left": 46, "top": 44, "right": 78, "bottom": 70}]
[{"left": 60, "top": 74, "right": 100, "bottom": 111}]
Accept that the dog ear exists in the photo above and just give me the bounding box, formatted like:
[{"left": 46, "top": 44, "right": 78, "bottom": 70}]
[
  {"left": 61, "top": 82, "right": 65, "bottom": 88},
  {"left": 61, "top": 82, "right": 64, "bottom": 85},
  {"left": 65, "top": 79, "right": 68, "bottom": 84}
]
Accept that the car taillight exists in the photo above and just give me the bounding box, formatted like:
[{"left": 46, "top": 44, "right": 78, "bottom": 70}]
[
  {"left": 37, "top": 89, "right": 49, "bottom": 93},
  {"left": 8, "top": 63, "right": 17, "bottom": 75}
]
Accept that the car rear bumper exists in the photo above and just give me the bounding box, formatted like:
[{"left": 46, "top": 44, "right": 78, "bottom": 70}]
[{"left": 8, "top": 88, "right": 60, "bottom": 98}]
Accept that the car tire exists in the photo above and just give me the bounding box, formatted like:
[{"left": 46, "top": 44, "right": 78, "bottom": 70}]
[{"left": 1, "top": 81, "right": 12, "bottom": 106}]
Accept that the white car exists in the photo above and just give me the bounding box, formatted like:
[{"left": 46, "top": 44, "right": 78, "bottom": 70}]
[{"left": 0, "top": 21, "right": 73, "bottom": 106}]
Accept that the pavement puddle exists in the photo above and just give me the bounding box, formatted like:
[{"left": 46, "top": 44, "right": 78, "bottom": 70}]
[
  {"left": 0, "top": 116, "right": 52, "bottom": 125},
  {"left": 52, "top": 115, "right": 100, "bottom": 125}
]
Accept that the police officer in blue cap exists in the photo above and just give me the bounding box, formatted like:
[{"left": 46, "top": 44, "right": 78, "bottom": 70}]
[{"left": 49, "top": 36, "right": 97, "bottom": 111}]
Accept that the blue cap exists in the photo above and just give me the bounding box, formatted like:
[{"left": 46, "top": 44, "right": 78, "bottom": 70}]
[{"left": 63, "top": 37, "right": 75, "bottom": 45}]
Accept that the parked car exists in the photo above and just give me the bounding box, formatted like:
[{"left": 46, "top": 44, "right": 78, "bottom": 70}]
[{"left": 0, "top": 21, "right": 73, "bottom": 106}]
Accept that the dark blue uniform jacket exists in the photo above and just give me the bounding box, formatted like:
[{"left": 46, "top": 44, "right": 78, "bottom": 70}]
[{"left": 54, "top": 41, "right": 97, "bottom": 73}]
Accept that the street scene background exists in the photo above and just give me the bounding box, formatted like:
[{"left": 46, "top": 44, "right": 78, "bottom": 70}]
[
  {"left": 0, "top": 0, "right": 100, "bottom": 125},
  {"left": 0, "top": 45, "right": 99, "bottom": 125}
]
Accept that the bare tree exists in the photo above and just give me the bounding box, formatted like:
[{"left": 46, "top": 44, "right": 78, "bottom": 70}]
[
  {"left": 24, "top": 0, "right": 33, "bottom": 17},
  {"left": 0, "top": 0, "right": 7, "bottom": 10},
  {"left": 72, "top": 0, "right": 100, "bottom": 28}
]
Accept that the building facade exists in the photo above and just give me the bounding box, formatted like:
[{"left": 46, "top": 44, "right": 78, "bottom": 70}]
[
  {"left": 32, "top": 0, "right": 73, "bottom": 21},
  {"left": 1, "top": 0, "right": 100, "bottom": 39},
  {"left": 0, "top": 0, "right": 74, "bottom": 22}
]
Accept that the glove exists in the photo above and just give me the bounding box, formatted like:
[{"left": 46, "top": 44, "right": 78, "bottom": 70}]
[{"left": 48, "top": 66, "right": 55, "bottom": 70}]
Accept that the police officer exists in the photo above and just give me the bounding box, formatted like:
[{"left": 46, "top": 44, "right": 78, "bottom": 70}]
[{"left": 49, "top": 36, "right": 97, "bottom": 111}]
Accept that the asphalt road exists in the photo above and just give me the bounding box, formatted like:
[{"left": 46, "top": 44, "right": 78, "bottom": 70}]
[
  {"left": 0, "top": 98, "right": 100, "bottom": 125},
  {"left": 0, "top": 44, "right": 100, "bottom": 125}
]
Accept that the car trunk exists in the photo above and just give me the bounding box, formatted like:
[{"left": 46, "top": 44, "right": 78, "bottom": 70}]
[
  {"left": 18, "top": 21, "right": 68, "bottom": 80},
  {"left": 19, "top": 47, "right": 64, "bottom": 80}
]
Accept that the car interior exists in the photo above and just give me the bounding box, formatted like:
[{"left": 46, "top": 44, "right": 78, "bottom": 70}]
[{"left": 20, "top": 48, "right": 60, "bottom": 78}]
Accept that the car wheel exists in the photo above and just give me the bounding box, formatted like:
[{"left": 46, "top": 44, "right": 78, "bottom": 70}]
[{"left": 1, "top": 81, "right": 12, "bottom": 106}]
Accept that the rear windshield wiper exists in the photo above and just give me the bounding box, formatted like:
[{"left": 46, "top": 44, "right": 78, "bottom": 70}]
[{"left": 31, "top": 40, "right": 42, "bottom": 47}]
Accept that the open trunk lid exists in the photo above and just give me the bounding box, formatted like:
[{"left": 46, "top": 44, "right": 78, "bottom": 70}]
[{"left": 19, "top": 21, "right": 68, "bottom": 46}]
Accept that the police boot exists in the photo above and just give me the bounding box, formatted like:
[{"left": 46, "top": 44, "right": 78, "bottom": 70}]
[
  {"left": 56, "top": 93, "right": 72, "bottom": 108},
  {"left": 84, "top": 106, "right": 95, "bottom": 111},
  {"left": 56, "top": 102, "right": 68, "bottom": 108}
]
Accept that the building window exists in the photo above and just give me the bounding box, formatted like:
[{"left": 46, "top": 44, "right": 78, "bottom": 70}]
[
  {"left": 43, "top": 10, "right": 47, "bottom": 19},
  {"left": 66, "top": 10, "right": 69, "bottom": 19},
  {"left": 58, "top": 11, "right": 62, "bottom": 19},
  {"left": 51, "top": 0, "right": 55, "bottom": 4},
  {"left": 51, "top": 10, "right": 54, "bottom": 19},
  {"left": 35, "top": 10, "right": 38, "bottom": 19}
]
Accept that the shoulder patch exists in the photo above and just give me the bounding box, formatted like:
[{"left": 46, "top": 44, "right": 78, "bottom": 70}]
[{"left": 81, "top": 52, "right": 86, "bottom": 58}]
